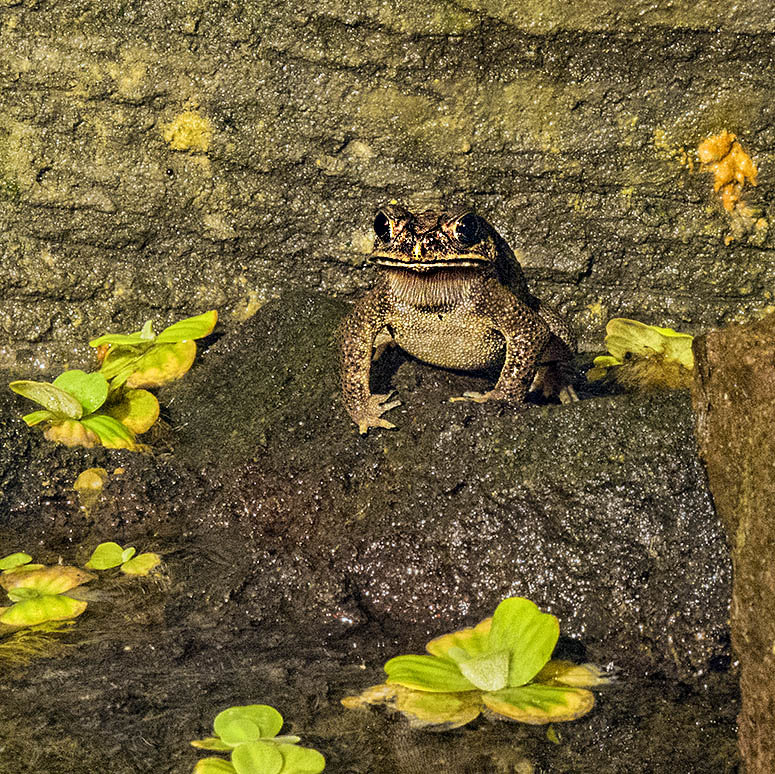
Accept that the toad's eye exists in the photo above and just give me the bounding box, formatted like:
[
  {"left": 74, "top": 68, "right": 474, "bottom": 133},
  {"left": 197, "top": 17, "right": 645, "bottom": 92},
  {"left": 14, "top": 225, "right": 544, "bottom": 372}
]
[
  {"left": 374, "top": 210, "right": 392, "bottom": 241},
  {"left": 453, "top": 213, "right": 481, "bottom": 247}
]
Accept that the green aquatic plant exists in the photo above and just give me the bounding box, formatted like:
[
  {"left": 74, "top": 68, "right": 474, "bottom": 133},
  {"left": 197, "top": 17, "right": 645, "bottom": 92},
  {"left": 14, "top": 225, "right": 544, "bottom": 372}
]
[
  {"left": 342, "top": 597, "right": 608, "bottom": 729},
  {"left": 191, "top": 704, "right": 325, "bottom": 774},
  {"left": 9, "top": 310, "right": 216, "bottom": 450},
  {"left": 84, "top": 542, "right": 161, "bottom": 576},
  {"left": 587, "top": 318, "right": 694, "bottom": 390},
  {"left": 90, "top": 310, "right": 217, "bottom": 388},
  {"left": 0, "top": 565, "right": 94, "bottom": 629},
  {"left": 0, "top": 552, "right": 34, "bottom": 572},
  {"left": 9, "top": 369, "right": 157, "bottom": 450}
]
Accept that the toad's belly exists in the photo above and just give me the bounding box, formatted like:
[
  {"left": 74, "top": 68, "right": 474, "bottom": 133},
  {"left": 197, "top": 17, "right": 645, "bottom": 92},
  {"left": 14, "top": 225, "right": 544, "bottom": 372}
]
[{"left": 389, "top": 313, "right": 505, "bottom": 371}]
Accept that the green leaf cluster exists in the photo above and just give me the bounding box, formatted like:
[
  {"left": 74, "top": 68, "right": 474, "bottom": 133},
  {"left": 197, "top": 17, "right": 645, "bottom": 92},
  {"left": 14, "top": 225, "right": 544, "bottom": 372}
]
[
  {"left": 85, "top": 542, "right": 161, "bottom": 576},
  {"left": 90, "top": 310, "right": 217, "bottom": 389},
  {"left": 342, "top": 597, "right": 609, "bottom": 729},
  {"left": 8, "top": 310, "right": 217, "bottom": 450},
  {"left": 191, "top": 705, "right": 325, "bottom": 774},
  {"left": 0, "top": 562, "right": 94, "bottom": 629},
  {"left": 587, "top": 318, "right": 694, "bottom": 389}
]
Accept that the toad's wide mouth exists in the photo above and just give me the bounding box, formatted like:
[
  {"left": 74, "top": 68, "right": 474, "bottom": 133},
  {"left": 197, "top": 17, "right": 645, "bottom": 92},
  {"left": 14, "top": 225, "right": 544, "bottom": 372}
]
[{"left": 370, "top": 255, "right": 489, "bottom": 271}]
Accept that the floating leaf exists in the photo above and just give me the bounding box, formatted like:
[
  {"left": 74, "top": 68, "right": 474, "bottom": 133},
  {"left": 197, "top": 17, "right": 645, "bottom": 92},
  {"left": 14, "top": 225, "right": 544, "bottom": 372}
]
[
  {"left": 214, "top": 705, "right": 284, "bottom": 742},
  {"left": 455, "top": 649, "right": 510, "bottom": 692},
  {"left": 125, "top": 340, "right": 197, "bottom": 387},
  {"left": 218, "top": 717, "right": 261, "bottom": 747},
  {"left": 9, "top": 380, "right": 83, "bottom": 419},
  {"left": 89, "top": 330, "right": 149, "bottom": 348},
  {"left": 80, "top": 415, "right": 137, "bottom": 449},
  {"left": 534, "top": 660, "right": 611, "bottom": 688},
  {"left": 193, "top": 759, "right": 236, "bottom": 774},
  {"left": 121, "top": 552, "right": 161, "bottom": 576},
  {"left": 98, "top": 348, "right": 148, "bottom": 382},
  {"left": 0, "top": 594, "right": 87, "bottom": 627},
  {"left": 105, "top": 389, "right": 159, "bottom": 434},
  {"left": 52, "top": 370, "right": 109, "bottom": 414},
  {"left": 73, "top": 468, "right": 109, "bottom": 493},
  {"left": 22, "top": 410, "right": 56, "bottom": 426},
  {"left": 385, "top": 654, "right": 475, "bottom": 693},
  {"left": 44, "top": 419, "right": 100, "bottom": 447},
  {"left": 482, "top": 684, "right": 595, "bottom": 724},
  {"left": 8, "top": 587, "right": 41, "bottom": 602},
  {"left": 0, "top": 553, "right": 32, "bottom": 571},
  {"left": 231, "top": 741, "right": 284, "bottom": 774},
  {"left": 427, "top": 616, "right": 492, "bottom": 662},
  {"left": 85, "top": 542, "right": 126, "bottom": 570},
  {"left": 156, "top": 310, "right": 218, "bottom": 343},
  {"left": 1, "top": 565, "right": 94, "bottom": 595},
  {"left": 277, "top": 743, "right": 326, "bottom": 773},
  {"left": 488, "top": 597, "right": 559, "bottom": 688},
  {"left": 2, "top": 564, "right": 45, "bottom": 575},
  {"left": 343, "top": 682, "right": 482, "bottom": 730},
  {"left": 191, "top": 737, "right": 232, "bottom": 752}
]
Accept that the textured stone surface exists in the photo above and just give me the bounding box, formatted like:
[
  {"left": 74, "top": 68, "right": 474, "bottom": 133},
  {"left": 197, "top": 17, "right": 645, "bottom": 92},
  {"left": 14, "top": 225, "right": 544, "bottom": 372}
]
[
  {"left": 2, "top": 2, "right": 775, "bottom": 370},
  {"left": 693, "top": 313, "right": 775, "bottom": 773},
  {"left": 0, "top": 290, "right": 738, "bottom": 771},
  {"left": 163, "top": 291, "right": 731, "bottom": 681}
]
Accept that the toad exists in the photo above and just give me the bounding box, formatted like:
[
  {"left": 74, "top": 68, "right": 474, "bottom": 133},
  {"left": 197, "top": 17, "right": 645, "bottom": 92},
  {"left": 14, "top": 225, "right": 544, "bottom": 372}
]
[{"left": 341, "top": 205, "right": 576, "bottom": 433}]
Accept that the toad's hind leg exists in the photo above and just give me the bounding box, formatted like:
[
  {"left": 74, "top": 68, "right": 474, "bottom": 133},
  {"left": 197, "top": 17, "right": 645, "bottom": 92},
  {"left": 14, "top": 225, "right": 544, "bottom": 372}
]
[{"left": 530, "top": 334, "right": 578, "bottom": 403}]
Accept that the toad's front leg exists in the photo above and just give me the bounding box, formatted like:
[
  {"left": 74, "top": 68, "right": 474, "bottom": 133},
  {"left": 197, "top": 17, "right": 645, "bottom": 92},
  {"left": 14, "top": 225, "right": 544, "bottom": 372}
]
[
  {"left": 453, "top": 290, "right": 551, "bottom": 405},
  {"left": 340, "top": 290, "right": 401, "bottom": 434}
]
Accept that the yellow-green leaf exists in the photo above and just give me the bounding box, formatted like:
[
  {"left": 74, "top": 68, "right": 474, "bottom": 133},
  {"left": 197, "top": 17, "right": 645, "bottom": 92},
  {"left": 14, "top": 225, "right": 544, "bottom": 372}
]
[
  {"left": 0, "top": 565, "right": 94, "bottom": 595},
  {"left": 44, "top": 419, "right": 100, "bottom": 448},
  {"left": 341, "top": 682, "right": 482, "bottom": 730},
  {"left": 0, "top": 594, "right": 87, "bottom": 627},
  {"left": 488, "top": 597, "right": 560, "bottom": 688},
  {"left": 125, "top": 340, "right": 197, "bottom": 387},
  {"left": 193, "top": 758, "right": 236, "bottom": 774},
  {"left": 0, "top": 553, "right": 32, "bottom": 571},
  {"left": 121, "top": 552, "right": 161, "bottom": 576},
  {"left": 9, "top": 381, "right": 83, "bottom": 419},
  {"left": 52, "top": 370, "right": 109, "bottom": 414},
  {"left": 22, "top": 410, "right": 56, "bottom": 426},
  {"left": 231, "top": 741, "right": 283, "bottom": 774},
  {"left": 426, "top": 616, "right": 492, "bottom": 662},
  {"left": 105, "top": 389, "right": 160, "bottom": 434},
  {"left": 156, "top": 310, "right": 218, "bottom": 343},
  {"left": 385, "top": 654, "right": 475, "bottom": 693},
  {"left": 534, "top": 660, "right": 611, "bottom": 688},
  {"left": 277, "top": 743, "right": 326, "bottom": 773},
  {"left": 84, "top": 542, "right": 126, "bottom": 570},
  {"left": 483, "top": 684, "right": 595, "bottom": 724},
  {"left": 80, "top": 415, "right": 137, "bottom": 449}
]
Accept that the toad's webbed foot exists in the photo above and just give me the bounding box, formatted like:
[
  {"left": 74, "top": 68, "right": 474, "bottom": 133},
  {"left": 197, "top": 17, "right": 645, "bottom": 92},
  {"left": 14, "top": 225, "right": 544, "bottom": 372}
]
[
  {"left": 352, "top": 391, "right": 401, "bottom": 434},
  {"left": 449, "top": 389, "right": 505, "bottom": 404}
]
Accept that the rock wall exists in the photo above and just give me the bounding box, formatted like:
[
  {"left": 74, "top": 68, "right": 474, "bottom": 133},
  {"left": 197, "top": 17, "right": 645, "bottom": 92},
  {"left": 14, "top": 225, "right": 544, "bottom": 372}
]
[
  {"left": 693, "top": 313, "right": 775, "bottom": 773},
  {"left": 2, "top": 1, "right": 775, "bottom": 369}
]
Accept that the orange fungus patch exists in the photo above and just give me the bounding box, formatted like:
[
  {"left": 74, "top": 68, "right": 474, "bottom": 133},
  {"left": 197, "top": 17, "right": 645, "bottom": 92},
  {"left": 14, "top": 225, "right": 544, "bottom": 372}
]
[{"left": 698, "top": 130, "right": 757, "bottom": 212}]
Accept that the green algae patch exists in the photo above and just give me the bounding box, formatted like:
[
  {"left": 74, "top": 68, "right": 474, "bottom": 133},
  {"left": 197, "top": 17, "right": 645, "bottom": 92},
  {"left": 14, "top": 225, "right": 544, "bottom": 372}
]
[{"left": 163, "top": 111, "right": 214, "bottom": 152}]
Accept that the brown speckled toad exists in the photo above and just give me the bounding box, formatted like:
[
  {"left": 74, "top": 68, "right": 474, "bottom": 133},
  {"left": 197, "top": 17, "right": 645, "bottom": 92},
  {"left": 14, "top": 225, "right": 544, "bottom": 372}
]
[{"left": 341, "top": 205, "right": 576, "bottom": 434}]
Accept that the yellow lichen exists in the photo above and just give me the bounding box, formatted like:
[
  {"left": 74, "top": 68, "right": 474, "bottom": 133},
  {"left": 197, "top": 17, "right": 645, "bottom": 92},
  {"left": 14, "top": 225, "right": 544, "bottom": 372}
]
[
  {"left": 698, "top": 130, "right": 757, "bottom": 213},
  {"left": 162, "top": 111, "right": 213, "bottom": 152}
]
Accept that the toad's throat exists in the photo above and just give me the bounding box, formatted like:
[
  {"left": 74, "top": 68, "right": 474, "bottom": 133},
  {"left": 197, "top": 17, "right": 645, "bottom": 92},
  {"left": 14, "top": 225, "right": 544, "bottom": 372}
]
[{"left": 381, "top": 266, "right": 486, "bottom": 309}]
